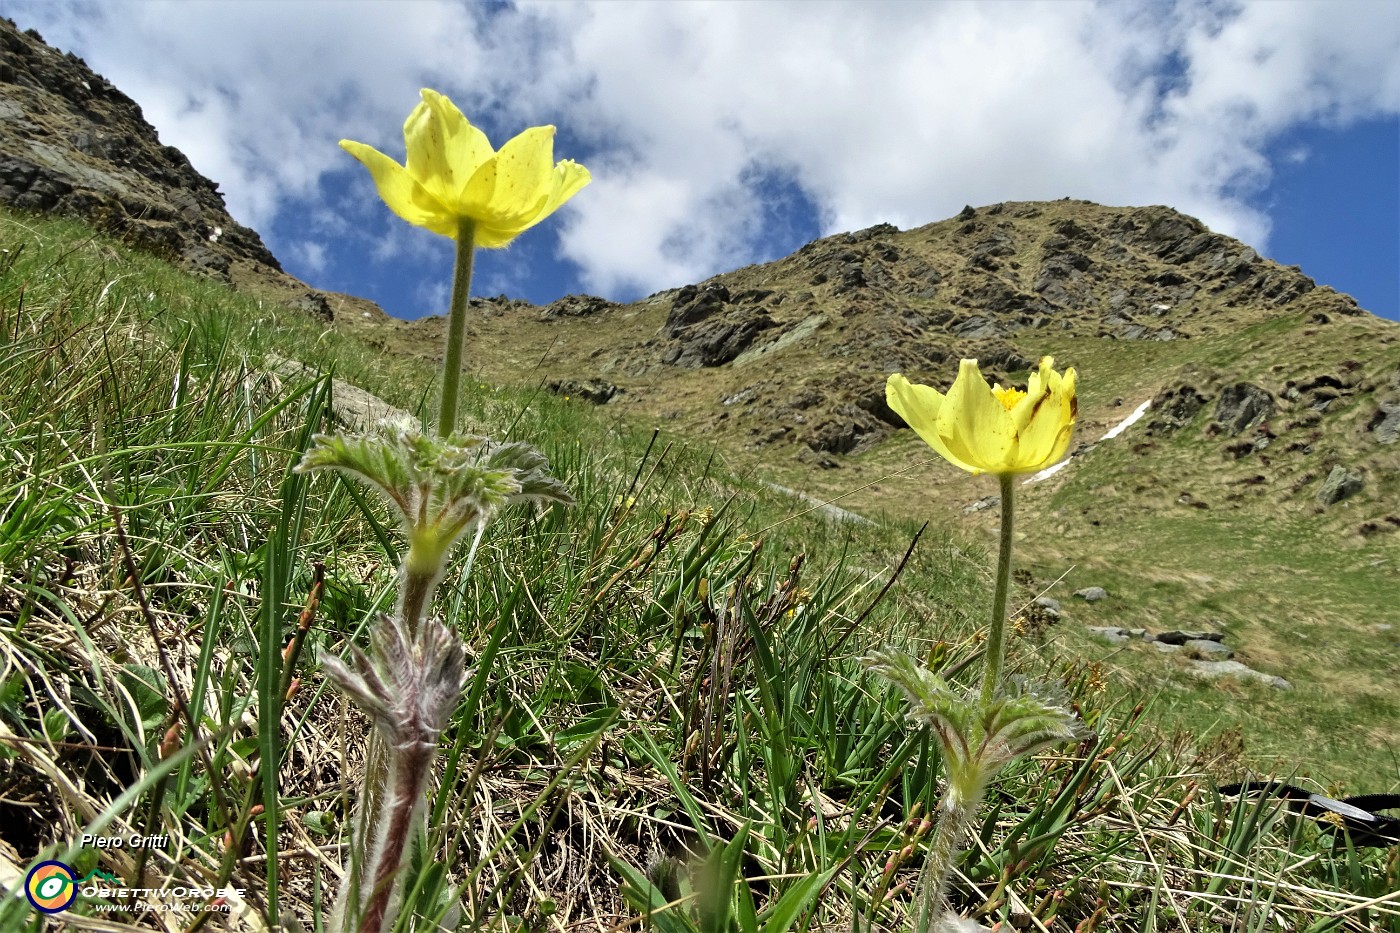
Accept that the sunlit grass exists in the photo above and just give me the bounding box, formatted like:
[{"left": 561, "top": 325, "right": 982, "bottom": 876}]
[{"left": 1, "top": 208, "right": 1395, "bottom": 932}]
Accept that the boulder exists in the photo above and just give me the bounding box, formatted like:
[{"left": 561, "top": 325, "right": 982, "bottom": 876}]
[
  {"left": 1316, "top": 465, "right": 1364, "bottom": 505},
  {"left": 547, "top": 379, "right": 619, "bottom": 404},
  {"left": 664, "top": 315, "right": 776, "bottom": 369},
  {"left": 1154, "top": 630, "right": 1224, "bottom": 646},
  {"left": 1213, "top": 383, "right": 1274, "bottom": 436},
  {"left": 963, "top": 495, "right": 999, "bottom": 515},
  {"left": 1368, "top": 398, "right": 1400, "bottom": 445},
  {"left": 664, "top": 283, "right": 730, "bottom": 336},
  {"left": 1073, "top": 586, "right": 1108, "bottom": 602},
  {"left": 1185, "top": 639, "right": 1233, "bottom": 659},
  {"left": 542, "top": 294, "right": 614, "bottom": 317},
  {"left": 265, "top": 355, "right": 408, "bottom": 428},
  {"left": 1187, "top": 660, "right": 1291, "bottom": 690}
]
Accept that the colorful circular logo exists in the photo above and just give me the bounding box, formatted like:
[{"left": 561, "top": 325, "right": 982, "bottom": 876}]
[{"left": 25, "top": 861, "right": 77, "bottom": 914}]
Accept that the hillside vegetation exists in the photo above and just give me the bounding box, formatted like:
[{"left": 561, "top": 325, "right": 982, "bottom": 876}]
[
  {"left": 355, "top": 200, "right": 1400, "bottom": 792},
  {"left": 1, "top": 208, "right": 1397, "bottom": 931}
]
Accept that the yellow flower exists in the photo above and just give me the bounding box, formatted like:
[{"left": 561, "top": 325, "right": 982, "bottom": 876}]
[
  {"left": 886, "top": 357, "right": 1077, "bottom": 475},
  {"left": 340, "top": 89, "right": 591, "bottom": 247}
]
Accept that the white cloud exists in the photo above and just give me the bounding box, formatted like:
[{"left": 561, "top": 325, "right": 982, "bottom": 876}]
[
  {"left": 16, "top": 0, "right": 1400, "bottom": 300},
  {"left": 23, "top": 0, "right": 491, "bottom": 229},
  {"left": 290, "top": 240, "right": 328, "bottom": 275}
]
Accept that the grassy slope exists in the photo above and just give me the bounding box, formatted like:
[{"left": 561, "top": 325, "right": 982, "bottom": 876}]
[
  {"left": 1, "top": 208, "right": 1396, "bottom": 932},
  {"left": 366, "top": 202, "right": 1400, "bottom": 791}
]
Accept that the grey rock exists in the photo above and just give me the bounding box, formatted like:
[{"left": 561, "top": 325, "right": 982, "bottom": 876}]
[
  {"left": 542, "top": 293, "right": 614, "bottom": 317},
  {"left": 733, "top": 314, "right": 827, "bottom": 367},
  {"left": 1368, "top": 399, "right": 1400, "bottom": 445},
  {"left": 1187, "top": 660, "right": 1291, "bottom": 690},
  {"left": 1073, "top": 586, "right": 1108, "bottom": 602},
  {"left": 1154, "top": 641, "right": 1182, "bottom": 653},
  {"left": 664, "top": 283, "right": 730, "bottom": 336},
  {"left": 953, "top": 316, "right": 1001, "bottom": 339},
  {"left": 963, "top": 495, "right": 1000, "bottom": 514},
  {"left": 1148, "top": 384, "right": 1208, "bottom": 435},
  {"left": 765, "top": 484, "right": 871, "bottom": 525},
  {"left": 548, "top": 379, "right": 619, "bottom": 404},
  {"left": 669, "top": 314, "right": 777, "bottom": 367},
  {"left": 721, "top": 386, "right": 760, "bottom": 407},
  {"left": 0, "top": 19, "right": 282, "bottom": 276},
  {"left": 1214, "top": 383, "right": 1274, "bottom": 436},
  {"left": 293, "top": 291, "right": 334, "bottom": 323},
  {"left": 1185, "top": 639, "right": 1233, "bottom": 659},
  {"left": 1316, "top": 465, "right": 1365, "bottom": 506},
  {"left": 265, "top": 355, "right": 409, "bottom": 428},
  {"left": 1087, "top": 626, "right": 1129, "bottom": 645},
  {"left": 1155, "top": 630, "right": 1224, "bottom": 645},
  {"left": 1034, "top": 596, "right": 1062, "bottom": 614}
]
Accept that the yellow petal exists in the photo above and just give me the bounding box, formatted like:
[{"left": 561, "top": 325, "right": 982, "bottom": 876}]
[
  {"left": 404, "top": 90, "right": 494, "bottom": 208},
  {"left": 1011, "top": 359, "right": 1077, "bottom": 469},
  {"left": 459, "top": 159, "right": 499, "bottom": 227},
  {"left": 339, "top": 139, "right": 456, "bottom": 237},
  {"left": 551, "top": 159, "right": 593, "bottom": 211},
  {"left": 473, "top": 143, "right": 592, "bottom": 248},
  {"left": 886, "top": 374, "right": 981, "bottom": 474},
  {"left": 938, "top": 359, "right": 1017, "bottom": 473},
  {"left": 485, "top": 125, "right": 558, "bottom": 224}
]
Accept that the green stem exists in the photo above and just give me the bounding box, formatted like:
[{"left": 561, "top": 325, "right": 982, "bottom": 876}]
[
  {"left": 436, "top": 218, "right": 477, "bottom": 438},
  {"left": 979, "top": 473, "right": 1015, "bottom": 709},
  {"left": 397, "top": 548, "right": 442, "bottom": 642}
]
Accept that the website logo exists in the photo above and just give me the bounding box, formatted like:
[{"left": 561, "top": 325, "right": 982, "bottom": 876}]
[{"left": 25, "top": 861, "right": 78, "bottom": 914}]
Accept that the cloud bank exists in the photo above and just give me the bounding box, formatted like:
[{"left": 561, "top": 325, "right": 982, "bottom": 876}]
[{"left": 18, "top": 0, "right": 1400, "bottom": 301}]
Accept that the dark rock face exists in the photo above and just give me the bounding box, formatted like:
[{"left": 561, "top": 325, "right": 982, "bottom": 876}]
[
  {"left": 292, "top": 291, "right": 334, "bottom": 323},
  {"left": 1148, "top": 384, "right": 1209, "bottom": 434},
  {"left": 0, "top": 17, "right": 281, "bottom": 279},
  {"left": 1214, "top": 383, "right": 1274, "bottom": 436},
  {"left": 543, "top": 294, "right": 614, "bottom": 318},
  {"left": 547, "top": 379, "right": 619, "bottom": 404},
  {"left": 662, "top": 283, "right": 778, "bottom": 367},
  {"left": 665, "top": 283, "right": 731, "bottom": 336}
]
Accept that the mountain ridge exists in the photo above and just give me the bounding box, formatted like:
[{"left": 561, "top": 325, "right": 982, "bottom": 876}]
[{"left": 0, "top": 15, "right": 390, "bottom": 326}]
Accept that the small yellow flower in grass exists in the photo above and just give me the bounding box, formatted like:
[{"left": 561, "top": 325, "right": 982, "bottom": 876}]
[
  {"left": 887, "top": 357, "right": 1077, "bottom": 475},
  {"left": 340, "top": 89, "right": 591, "bottom": 247}
]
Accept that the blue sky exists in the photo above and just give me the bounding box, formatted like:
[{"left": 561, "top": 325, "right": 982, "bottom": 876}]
[{"left": 12, "top": 0, "right": 1399, "bottom": 321}]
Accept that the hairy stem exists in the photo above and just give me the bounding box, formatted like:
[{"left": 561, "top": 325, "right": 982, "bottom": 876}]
[
  {"left": 355, "top": 740, "right": 435, "bottom": 933},
  {"left": 979, "top": 473, "right": 1016, "bottom": 709},
  {"left": 436, "top": 219, "right": 477, "bottom": 438},
  {"left": 914, "top": 771, "right": 990, "bottom": 933}
]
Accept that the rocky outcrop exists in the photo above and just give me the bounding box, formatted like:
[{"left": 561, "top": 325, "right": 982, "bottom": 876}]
[
  {"left": 1147, "top": 383, "right": 1209, "bottom": 435},
  {"left": 547, "top": 378, "right": 620, "bottom": 404},
  {"left": 0, "top": 18, "right": 282, "bottom": 282},
  {"left": 1213, "top": 383, "right": 1274, "bottom": 436},
  {"left": 662, "top": 284, "right": 778, "bottom": 367}
]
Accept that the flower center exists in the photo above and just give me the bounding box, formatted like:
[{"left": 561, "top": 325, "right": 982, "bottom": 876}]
[{"left": 992, "top": 386, "right": 1026, "bottom": 411}]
